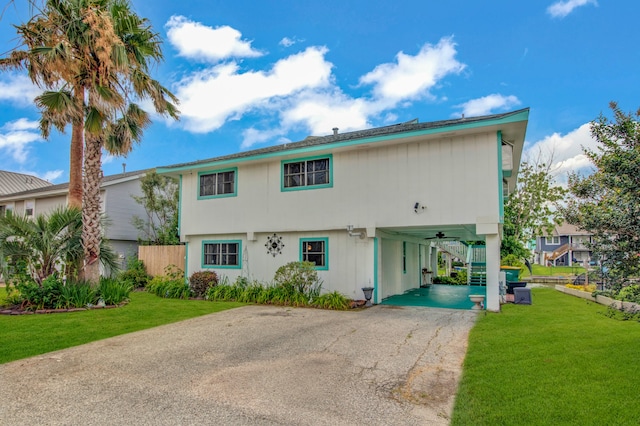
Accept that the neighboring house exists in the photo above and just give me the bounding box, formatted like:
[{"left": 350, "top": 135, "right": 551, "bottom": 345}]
[
  {"left": 0, "top": 169, "right": 152, "bottom": 269},
  {"left": 0, "top": 171, "right": 52, "bottom": 203},
  {"left": 536, "top": 223, "right": 593, "bottom": 267},
  {"left": 158, "top": 109, "right": 529, "bottom": 311}
]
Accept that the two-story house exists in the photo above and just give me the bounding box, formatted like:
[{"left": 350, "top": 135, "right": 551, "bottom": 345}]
[
  {"left": 536, "top": 223, "right": 593, "bottom": 267},
  {"left": 158, "top": 108, "right": 529, "bottom": 311},
  {"left": 0, "top": 169, "right": 152, "bottom": 269}
]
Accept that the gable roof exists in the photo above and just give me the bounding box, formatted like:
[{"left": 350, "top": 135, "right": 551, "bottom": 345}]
[
  {"left": 553, "top": 222, "right": 591, "bottom": 236},
  {"left": 0, "top": 171, "right": 52, "bottom": 195},
  {"left": 0, "top": 169, "right": 151, "bottom": 202},
  {"left": 157, "top": 108, "right": 530, "bottom": 174}
]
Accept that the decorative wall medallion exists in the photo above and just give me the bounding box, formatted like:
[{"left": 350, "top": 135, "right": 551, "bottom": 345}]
[{"left": 265, "top": 233, "right": 284, "bottom": 257}]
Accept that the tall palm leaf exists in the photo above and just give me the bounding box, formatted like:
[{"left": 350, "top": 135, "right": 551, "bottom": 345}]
[{"left": 2, "top": 0, "right": 179, "bottom": 284}]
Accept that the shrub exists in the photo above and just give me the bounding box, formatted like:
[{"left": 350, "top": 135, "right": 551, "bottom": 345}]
[
  {"left": 98, "top": 278, "right": 133, "bottom": 305},
  {"left": 273, "top": 261, "right": 322, "bottom": 296},
  {"left": 618, "top": 284, "right": 640, "bottom": 303},
  {"left": 16, "top": 275, "right": 64, "bottom": 310},
  {"left": 433, "top": 276, "right": 457, "bottom": 284},
  {"left": 189, "top": 270, "right": 219, "bottom": 298},
  {"left": 501, "top": 254, "right": 524, "bottom": 270},
  {"left": 118, "top": 258, "right": 150, "bottom": 288}
]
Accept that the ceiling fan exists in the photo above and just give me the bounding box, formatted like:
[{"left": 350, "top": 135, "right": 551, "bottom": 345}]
[{"left": 424, "top": 231, "right": 459, "bottom": 240}]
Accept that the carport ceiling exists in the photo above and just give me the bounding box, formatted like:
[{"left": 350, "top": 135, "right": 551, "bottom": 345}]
[{"left": 381, "top": 224, "right": 481, "bottom": 242}]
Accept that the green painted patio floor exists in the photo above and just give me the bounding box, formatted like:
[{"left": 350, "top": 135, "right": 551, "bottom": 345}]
[{"left": 380, "top": 284, "right": 486, "bottom": 310}]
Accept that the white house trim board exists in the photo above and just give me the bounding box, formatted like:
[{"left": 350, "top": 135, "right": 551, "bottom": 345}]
[{"left": 160, "top": 109, "right": 529, "bottom": 309}]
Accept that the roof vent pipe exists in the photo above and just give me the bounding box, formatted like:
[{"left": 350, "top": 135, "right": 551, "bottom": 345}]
[{"left": 333, "top": 127, "right": 339, "bottom": 135}]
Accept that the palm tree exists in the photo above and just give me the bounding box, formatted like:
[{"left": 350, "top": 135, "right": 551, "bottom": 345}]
[
  {"left": 0, "top": 207, "right": 118, "bottom": 284},
  {"left": 1, "top": 0, "right": 179, "bottom": 283}
]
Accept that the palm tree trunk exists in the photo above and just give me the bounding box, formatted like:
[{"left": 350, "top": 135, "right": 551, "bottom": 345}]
[
  {"left": 68, "top": 87, "right": 84, "bottom": 209},
  {"left": 80, "top": 133, "right": 102, "bottom": 284}
]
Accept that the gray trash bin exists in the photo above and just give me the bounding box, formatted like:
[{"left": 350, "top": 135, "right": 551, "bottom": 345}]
[{"left": 513, "top": 287, "right": 532, "bottom": 305}]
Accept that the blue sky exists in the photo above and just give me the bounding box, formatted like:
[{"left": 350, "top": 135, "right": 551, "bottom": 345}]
[{"left": 1, "top": 0, "right": 638, "bottom": 183}]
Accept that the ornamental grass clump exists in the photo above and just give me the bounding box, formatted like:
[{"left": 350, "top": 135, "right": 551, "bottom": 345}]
[
  {"left": 146, "top": 265, "right": 191, "bottom": 299},
  {"left": 8, "top": 276, "right": 131, "bottom": 310}
]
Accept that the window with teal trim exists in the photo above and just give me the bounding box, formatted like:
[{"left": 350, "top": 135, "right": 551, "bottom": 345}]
[
  {"left": 300, "top": 238, "right": 328, "bottom": 269},
  {"left": 199, "top": 169, "right": 236, "bottom": 198},
  {"left": 283, "top": 157, "right": 331, "bottom": 189},
  {"left": 203, "top": 241, "right": 240, "bottom": 267}
]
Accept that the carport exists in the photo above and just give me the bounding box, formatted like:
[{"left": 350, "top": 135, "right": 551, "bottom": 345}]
[{"left": 376, "top": 224, "right": 492, "bottom": 310}]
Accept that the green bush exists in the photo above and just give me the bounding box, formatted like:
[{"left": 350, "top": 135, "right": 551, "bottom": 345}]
[
  {"left": 16, "top": 275, "right": 64, "bottom": 310},
  {"left": 118, "top": 258, "right": 150, "bottom": 288},
  {"left": 273, "top": 261, "right": 322, "bottom": 296},
  {"left": 189, "top": 270, "right": 218, "bottom": 298},
  {"left": 618, "top": 284, "right": 640, "bottom": 303}
]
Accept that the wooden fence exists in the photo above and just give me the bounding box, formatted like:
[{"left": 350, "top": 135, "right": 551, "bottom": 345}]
[{"left": 138, "top": 245, "right": 186, "bottom": 277}]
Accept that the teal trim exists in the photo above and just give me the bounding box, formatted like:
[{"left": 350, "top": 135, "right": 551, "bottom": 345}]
[
  {"left": 281, "top": 154, "right": 333, "bottom": 192},
  {"left": 178, "top": 175, "right": 183, "bottom": 236},
  {"left": 373, "top": 237, "right": 379, "bottom": 303},
  {"left": 201, "top": 239, "right": 242, "bottom": 269},
  {"left": 497, "top": 131, "right": 504, "bottom": 222},
  {"left": 418, "top": 245, "right": 422, "bottom": 287},
  {"left": 184, "top": 241, "right": 189, "bottom": 283},
  {"left": 157, "top": 109, "right": 530, "bottom": 174},
  {"left": 197, "top": 167, "right": 238, "bottom": 200},
  {"left": 299, "top": 237, "right": 329, "bottom": 270}
]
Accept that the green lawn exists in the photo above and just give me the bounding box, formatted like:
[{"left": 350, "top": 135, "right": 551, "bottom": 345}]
[
  {"left": 0, "top": 291, "right": 244, "bottom": 364},
  {"left": 452, "top": 288, "right": 640, "bottom": 425},
  {"left": 521, "top": 263, "right": 586, "bottom": 277}
]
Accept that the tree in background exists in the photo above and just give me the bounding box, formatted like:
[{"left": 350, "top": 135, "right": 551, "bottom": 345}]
[
  {"left": 1, "top": 0, "right": 179, "bottom": 283},
  {"left": 501, "top": 153, "right": 567, "bottom": 259},
  {"left": 562, "top": 102, "right": 640, "bottom": 290},
  {"left": 132, "top": 170, "right": 179, "bottom": 245}
]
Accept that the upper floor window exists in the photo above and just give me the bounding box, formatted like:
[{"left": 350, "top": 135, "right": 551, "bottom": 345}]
[
  {"left": 282, "top": 155, "right": 332, "bottom": 191},
  {"left": 202, "top": 240, "right": 241, "bottom": 269},
  {"left": 198, "top": 168, "right": 237, "bottom": 199},
  {"left": 545, "top": 236, "right": 560, "bottom": 245}
]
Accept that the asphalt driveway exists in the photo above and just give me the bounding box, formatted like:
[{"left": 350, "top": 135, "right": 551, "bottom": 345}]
[{"left": 0, "top": 305, "right": 477, "bottom": 425}]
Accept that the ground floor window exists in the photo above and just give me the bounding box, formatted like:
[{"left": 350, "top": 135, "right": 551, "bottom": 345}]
[
  {"left": 300, "top": 238, "right": 328, "bottom": 270},
  {"left": 202, "top": 240, "right": 241, "bottom": 268}
]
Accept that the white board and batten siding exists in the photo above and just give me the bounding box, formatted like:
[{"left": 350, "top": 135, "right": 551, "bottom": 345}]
[{"left": 179, "top": 131, "right": 500, "bottom": 237}]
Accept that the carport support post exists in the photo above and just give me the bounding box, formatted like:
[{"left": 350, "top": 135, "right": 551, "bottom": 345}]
[{"left": 485, "top": 234, "right": 501, "bottom": 311}]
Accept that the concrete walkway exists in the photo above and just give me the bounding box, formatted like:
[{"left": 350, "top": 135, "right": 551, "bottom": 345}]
[{"left": 0, "top": 305, "right": 478, "bottom": 425}]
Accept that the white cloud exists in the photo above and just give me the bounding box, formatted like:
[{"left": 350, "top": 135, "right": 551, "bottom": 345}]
[
  {"left": 241, "top": 127, "right": 289, "bottom": 149},
  {"left": 524, "top": 123, "right": 597, "bottom": 183},
  {"left": 360, "top": 37, "right": 465, "bottom": 104},
  {"left": 0, "top": 74, "right": 41, "bottom": 106},
  {"left": 0, "top": 119, "right": 43, "bottom": 163},
  {"left": 547, "top": 0, "right": 597, "bottom": 18},
  {"left": 168, "top": 27, "right": 466, "bottom": 146},
  {"left": 279, "top": 37, "right": 296, "bottom": 47},
  {"left": 41, "top": 170, "right": 63, "bottom": 182},
  {"left": 173, "top": 46, "right": 333, "bottom": 133},
  {"left": 282, "top": 90, "right": 372, "bottom": 135},
  {"left": 165, "top": 16, "right": 263, "bottom": 62},
  {"left": 455, "top": 94, "right": 521, "bottom": 117}
]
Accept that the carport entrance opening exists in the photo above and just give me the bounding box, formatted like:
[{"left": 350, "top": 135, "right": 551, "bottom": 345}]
[{"left": 381, "top": 284, "right": 486, "bottom": 310}]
